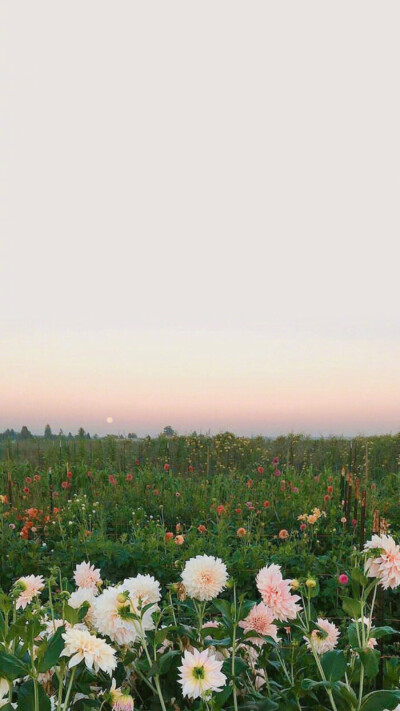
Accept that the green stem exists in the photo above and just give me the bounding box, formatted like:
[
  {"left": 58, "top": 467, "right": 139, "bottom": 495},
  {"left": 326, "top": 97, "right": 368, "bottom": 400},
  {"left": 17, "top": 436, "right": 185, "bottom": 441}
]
[
  {"left": 62, "top": 667, "right": 76, "bottom": 711},
  {"left": 232, "top": 585, "right": 239, "bottom": 711},
  {"left": 311, "top": 641, "right": 338, "bottom": 711},
  {"left": 33, "top": 678, "right": 39, "bottom": 711}
]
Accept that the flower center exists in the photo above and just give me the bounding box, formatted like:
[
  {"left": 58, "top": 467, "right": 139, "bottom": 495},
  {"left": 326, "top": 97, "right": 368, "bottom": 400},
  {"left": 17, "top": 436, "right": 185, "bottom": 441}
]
[{"left": 192, "top": 665, "right": 205, "bottom": 679}]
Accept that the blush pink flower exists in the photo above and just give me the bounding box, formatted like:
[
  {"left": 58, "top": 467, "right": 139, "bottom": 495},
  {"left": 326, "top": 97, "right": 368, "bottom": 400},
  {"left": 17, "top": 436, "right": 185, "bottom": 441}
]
[
  {"left": 74, "top": 561, "right": 102, "bottom": 594},
  {"left": 305, "top": 618, "right": 340, "bottom": 655},
  {"left": 364, "top": 535, "right": 400, "bottom": 590},
  {"left": 256, "top": 564, "right": 302, "bottom": 622},
  {"left": 14, "top": 575, "right": 45, "bottom": 609},
  {"left": 239, "top": 602, "right": 278, "bottom": 646}
]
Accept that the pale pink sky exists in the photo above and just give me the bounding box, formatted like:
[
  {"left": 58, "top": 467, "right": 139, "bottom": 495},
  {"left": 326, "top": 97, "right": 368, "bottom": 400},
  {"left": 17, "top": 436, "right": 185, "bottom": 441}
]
[{"left": 1, "top": 2, "right": 399, "bottom": 437}]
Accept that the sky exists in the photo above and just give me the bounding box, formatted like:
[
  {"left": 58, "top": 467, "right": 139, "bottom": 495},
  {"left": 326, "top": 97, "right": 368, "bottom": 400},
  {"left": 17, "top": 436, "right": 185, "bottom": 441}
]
[{"left": 1, "top": 1, "right": 399, "bottom": 438}]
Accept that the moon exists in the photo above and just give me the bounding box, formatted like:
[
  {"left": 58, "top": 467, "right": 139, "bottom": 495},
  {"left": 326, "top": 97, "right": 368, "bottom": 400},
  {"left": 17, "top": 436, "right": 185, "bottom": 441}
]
[{"left": 106, "top": 416, "right": 114, "bottom": 424}]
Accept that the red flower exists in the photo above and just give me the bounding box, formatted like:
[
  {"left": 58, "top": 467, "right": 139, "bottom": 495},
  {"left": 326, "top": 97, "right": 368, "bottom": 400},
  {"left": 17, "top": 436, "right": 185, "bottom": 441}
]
[
  {"left": 257, "top": 466, "right": 264, "bottom": 474},
  {"left": 235, "top": 508, "right": 242, "bottom": 514},
  {"left": 135, "top": 459, "right": 140, "bottom": 466},
  {"left": 300, "top": 523, "right": 307, "bottom": 531},
  {"left": 327, "top": 485, "right": 333, "bottom": 494},
  {"left": 61, "top": 481, "right": 69, "bottom": 489},
  {"left": 273, "top": 457, "right": 279, "bottom": 465},
  {"left": 246, "top": 479, "right": 253, "bottom": 489},
  {"left": 263, "top": 500, "right": 270, "bottom": 508},
  {"left": 153, "top": 489, "right": 160, "bottom": 496},
  {"left": 23, "top": 487, "right": 30, "bottom": 494},
  {"left": 67, "top": 471, "right": 73, "bottom": 479},
  {"left": 25, "top": 477, "right": 32, "bottom": 484},
  {"left": 126, "top": 473, "right": 133, "bottom": 481},
  {"left": 198, "top": 524, "right": 207, "bottom": 533},
  {"left": 33, "top": 474, "right": 41, "bottom": 482},
  {"left": 216, "top": 505, "right": 226, "bottom": 515},
  {"left": 338, "top": 574, "right": 349, "bottom": 585},
  {"left": 108, "top": 475, "right": 117, "bottom": 485},
  {"left": 163, "top": 463, "right": 170, "bottom": 471},
  {"left": 324, "top": 494, "right": 330, "bottom": 502},
  {"left": 188, "top": 465, "right": 194, "bottom": 473},
  {"left": 165, "top": 531, "right": 174, "bottom": 541}
]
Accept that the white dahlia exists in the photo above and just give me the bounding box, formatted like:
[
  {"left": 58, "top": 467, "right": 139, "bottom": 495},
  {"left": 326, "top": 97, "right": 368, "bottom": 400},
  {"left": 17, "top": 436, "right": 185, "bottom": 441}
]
[
  {"left": 61, "top": 626, "right": 116, "bottom": 674},
  {"left": 121, "top": 574, "right": 161, "bottom": 605},
  {"left": 69, "top": 587, "right": 96, "bottom": 625},
  {"left": 93, "top": 585, "right": 155, "bottom": 646},
  {"left": 178, "top": 647, "right": 227, "bottom": 699},
  {"left": 181, "top": 555, "right": 228, "bottom": 601}
]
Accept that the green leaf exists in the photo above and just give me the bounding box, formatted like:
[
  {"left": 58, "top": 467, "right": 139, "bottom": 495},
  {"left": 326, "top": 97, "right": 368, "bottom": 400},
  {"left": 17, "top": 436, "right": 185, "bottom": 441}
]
[
  {"left": 342, "top": 597, "right": 362, "bottom": 619},
  {"left": 213, "top": 684, "right": 232, "bottom": 709},
  {"left": 348, "top": 623, "right": 360, "bottom": 648},
  {"left": 212, "top": 599, "right": 233, "bottom": 622},
  {"left": 204, "top": 636, "right": 231, "bottom": 648},
  {"left": 321, "top": 650, "right": 347, "bottom": 681},
  {"left": 222, "top": 656, "right": 248, "bottom": 676},
  {"left": 63, "top": 605, "right": 79, "bottom": 626},
  {"left": 360, "top": 690, "right": 400, "bottom": 711},
  {"left": 38, "top": 626, "right": 65, "bottom": 673},
  {"left": 0, "top": 650, "right": 29, "bottom": 681},
  {"left": 17, "top": 680, "right": 51, "bottom": 711},
  {"left": 351, "top": 567, "right": 368, "bottom": 586},
  {"left": 359, "top": 648, "right": 379, "bottom": 678},
  {"left": 155, "top": 625, "right": 176, "bottom": 645},
  {"left": 372, "top": 626, "right": 398, "bottom": 639}
]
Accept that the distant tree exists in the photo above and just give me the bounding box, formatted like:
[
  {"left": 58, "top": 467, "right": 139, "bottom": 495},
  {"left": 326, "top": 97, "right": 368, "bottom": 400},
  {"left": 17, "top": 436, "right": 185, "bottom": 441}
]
[
  {"left": 78, "top": 427, "right": 85, "bottom": 438},
  {"left": 68, "top": 432, "right": 73, "bottom": 439},
  {"left": 163, "top": 425, "right": 176, "bottom": 437},
  {"left": 44, "top": 424, "right": 52, "bottom": 439},
  {"left": 19, "top": 426, "right": 33, "bottom": 440},
  {"left": 85, "top": 432, "right": 91, "bottom": 440},
  {"left": 128, "top": 432, "right": 138, "bottom": 439},
  {"left": 58, "top": 429, "right": 64, "bottom": 437}
]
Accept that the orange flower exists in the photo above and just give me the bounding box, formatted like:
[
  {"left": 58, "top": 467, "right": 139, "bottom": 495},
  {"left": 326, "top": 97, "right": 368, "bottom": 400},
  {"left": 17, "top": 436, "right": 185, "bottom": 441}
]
[
  {"left": 197, "top": 524, "right": 207, "bottom": 533},
  {"left": 278, "top": 529, "right": 289, "bottom": 540},
  {"left": 176, "top": 523, "right": 181, "bottom": 532},
  {"left": 237, "top": 527, "right": 247, "bottom": 538},
  {"left": 165, "top": 532, "right": 174, "bottom": 542},
  {"left": 175, "top": 534, "right": 184, "bottom": 545}
]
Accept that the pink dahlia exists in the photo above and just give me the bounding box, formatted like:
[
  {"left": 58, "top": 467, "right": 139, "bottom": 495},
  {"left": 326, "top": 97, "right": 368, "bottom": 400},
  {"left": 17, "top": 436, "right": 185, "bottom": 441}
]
[
  {"left": 74, "top": 561, "right": 102, "bottom": 594},
  {"left": 14, "top": 575, "right": 45, "bottom": 609},
  {"left": 305, "top": 618, "right": 340, "bottom": 655},
  {"left": 239, "top": 602, "right": 278, "bottom": 646},
  {"left": 256, "top": 564, "right": 301, "bottom": 622},
  {"left": 364, "top": 535, "right": 400, "bottom": 590}
]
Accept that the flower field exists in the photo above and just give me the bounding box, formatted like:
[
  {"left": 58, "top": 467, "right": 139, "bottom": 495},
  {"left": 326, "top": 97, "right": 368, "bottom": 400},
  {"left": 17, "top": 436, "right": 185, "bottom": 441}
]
[{"left": 0, "top": 433, "right": 400, "bottom": 709}]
